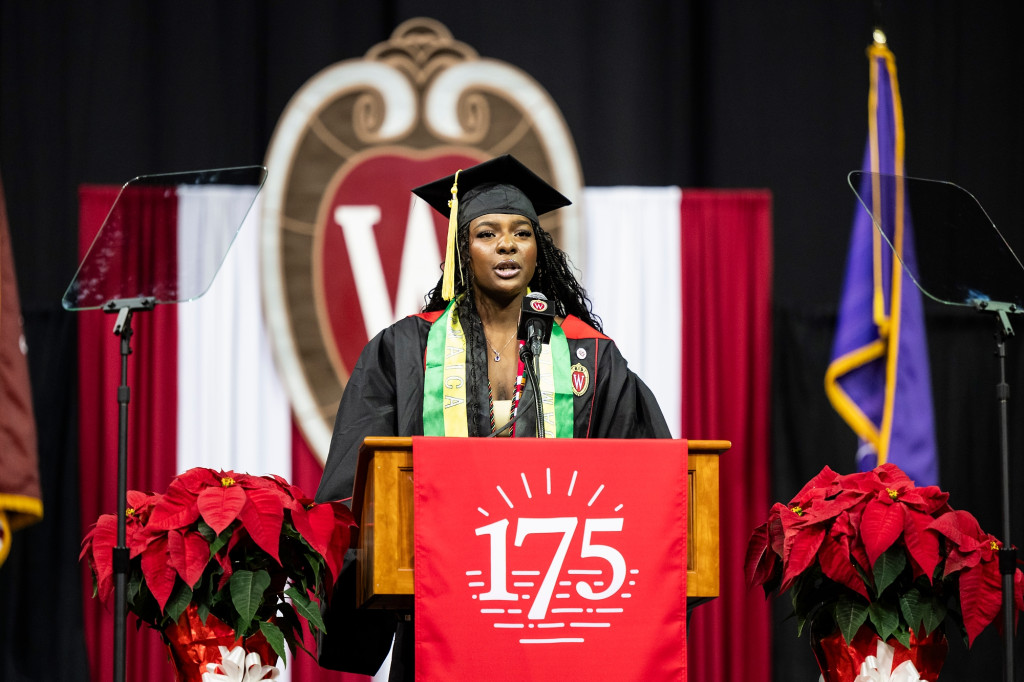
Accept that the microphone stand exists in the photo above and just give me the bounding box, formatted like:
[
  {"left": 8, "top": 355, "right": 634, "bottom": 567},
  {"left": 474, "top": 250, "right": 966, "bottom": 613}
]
[
  {"left": 974, "top": 299, "right": 1018, "bottom": 682},
  {"left": 515, "top": 293, "right": 555, "bottom": 438},
  {"left": 519, "top": 340, "right": 545, "bottom": 438},
  {"left": 103, "top": 296, "right": 155, "bottom": 682}
]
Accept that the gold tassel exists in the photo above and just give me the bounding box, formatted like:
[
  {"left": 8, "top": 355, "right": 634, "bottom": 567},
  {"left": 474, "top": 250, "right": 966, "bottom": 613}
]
[{"left": 441, "top": 170, "right": 462, "bottom": 301}]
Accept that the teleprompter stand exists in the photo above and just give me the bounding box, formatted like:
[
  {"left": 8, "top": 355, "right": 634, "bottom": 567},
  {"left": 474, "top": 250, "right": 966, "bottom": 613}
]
[
  {"left": 106, "top": 295, "right": 154, "bottom": 682},
  {"left": 976, "top": 299, "right": 1020, "bottom": 682},
  {"left": 850, "top": 171, "right": 1022, "bottom": 682},
  {"left": 63, "top": 166, "right": 267, "bottom": 682}
]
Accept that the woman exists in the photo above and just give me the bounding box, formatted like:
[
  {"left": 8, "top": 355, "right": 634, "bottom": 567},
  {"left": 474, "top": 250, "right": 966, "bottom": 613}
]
[
  {"left": 314, "top": 154, "right": 670, "bottom": 679},
  {"left": 316, "top": 154, "right": 670, "bottom": 504}
]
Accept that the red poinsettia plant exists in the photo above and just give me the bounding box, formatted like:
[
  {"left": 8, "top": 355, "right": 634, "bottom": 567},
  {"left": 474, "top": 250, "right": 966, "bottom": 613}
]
[
  {"left": 81, "top": 467, "right": 356, "bottom": 665},
  {"left": 745, "top": 463, "right": 1024, "bottom": 649}
]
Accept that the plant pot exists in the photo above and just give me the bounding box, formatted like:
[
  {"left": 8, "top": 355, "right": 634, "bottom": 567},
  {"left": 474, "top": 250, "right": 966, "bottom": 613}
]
[
  {"left": 163, "top": 605, "right": 277, "bottom": 682},
  {"left": 811, "top": 626, "right": 948, "bottom": 681}
]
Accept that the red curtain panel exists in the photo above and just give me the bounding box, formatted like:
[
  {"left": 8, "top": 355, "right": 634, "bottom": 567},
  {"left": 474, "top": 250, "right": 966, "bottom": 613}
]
[{"left": 681, "top": 190, "right": 773, "bottom": 681}]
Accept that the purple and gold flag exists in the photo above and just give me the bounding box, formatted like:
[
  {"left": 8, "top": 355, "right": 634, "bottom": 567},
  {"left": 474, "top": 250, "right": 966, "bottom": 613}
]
[{"left": 825, "top": 39, "right": 939, "bottom": 486}]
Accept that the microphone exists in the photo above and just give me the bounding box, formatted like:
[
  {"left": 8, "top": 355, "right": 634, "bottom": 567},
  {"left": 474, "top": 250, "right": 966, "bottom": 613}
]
[
  {"left": 517, "top": 292, "right": 555, "bottom": 438},
  {"left": 517, "top": 291, "right": 555, "bottom": 359}
]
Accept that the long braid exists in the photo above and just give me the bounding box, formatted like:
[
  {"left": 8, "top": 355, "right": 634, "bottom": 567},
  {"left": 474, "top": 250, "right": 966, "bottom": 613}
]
[
  {"left": 530, "top": 224, "right": 602, "bottom": 331},
  {"left": 457, "top": 287, "right": 490, "bottom": 436},
  {"left": 424, "top": 225, "right": 490, "bottom": 434}
]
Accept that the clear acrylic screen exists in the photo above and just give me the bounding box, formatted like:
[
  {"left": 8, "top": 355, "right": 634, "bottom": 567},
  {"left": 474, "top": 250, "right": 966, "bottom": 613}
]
[
  {"left": 848, "top": 171, "right": 1024, "bottom": 308},
  {"left": 62, "top": 165, "right": 267, "bottom": 310}
]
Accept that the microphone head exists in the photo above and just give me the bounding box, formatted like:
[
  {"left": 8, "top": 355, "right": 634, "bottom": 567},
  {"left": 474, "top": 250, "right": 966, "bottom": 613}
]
[{"left": 518, "top": 291, "right": 555, "bottom": 344}]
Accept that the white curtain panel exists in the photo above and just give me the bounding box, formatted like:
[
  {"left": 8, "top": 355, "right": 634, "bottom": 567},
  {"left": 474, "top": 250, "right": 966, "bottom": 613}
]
[
  {"left": 582, "top": 187, "right": 682, "bottom": 437},
  {"left": 177, "top": 187, "right": 292, "bottom": 679},
  {"left": 175, "top": 188, "right": 291, "bottom": 480}
]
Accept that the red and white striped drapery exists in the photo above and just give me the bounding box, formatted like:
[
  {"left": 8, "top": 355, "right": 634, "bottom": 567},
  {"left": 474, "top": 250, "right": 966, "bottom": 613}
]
[{"left": 78, "top": 185, "right": 771, "bottom": 681}]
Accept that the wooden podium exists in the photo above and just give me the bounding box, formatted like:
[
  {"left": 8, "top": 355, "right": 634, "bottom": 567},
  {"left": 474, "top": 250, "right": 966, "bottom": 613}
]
[{"left": 350, "top": 437, "right": 728, "bottom": 611}]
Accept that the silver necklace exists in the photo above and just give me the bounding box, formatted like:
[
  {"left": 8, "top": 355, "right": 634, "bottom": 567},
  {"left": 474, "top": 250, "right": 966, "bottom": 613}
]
[{"left": 487, "top": 330, "right": 517, "bottom": 362}]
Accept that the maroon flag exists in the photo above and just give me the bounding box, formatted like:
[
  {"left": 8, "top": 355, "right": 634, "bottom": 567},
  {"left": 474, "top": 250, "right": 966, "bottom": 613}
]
[{"left": 0, "top": 172, "right": 42, "bottom": 566}]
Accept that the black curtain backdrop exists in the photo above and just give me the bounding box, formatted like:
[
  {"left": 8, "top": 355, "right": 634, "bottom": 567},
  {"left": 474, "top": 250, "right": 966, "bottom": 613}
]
[{"left": 2, "top": 2, "right": 1023, "bottom": 680}]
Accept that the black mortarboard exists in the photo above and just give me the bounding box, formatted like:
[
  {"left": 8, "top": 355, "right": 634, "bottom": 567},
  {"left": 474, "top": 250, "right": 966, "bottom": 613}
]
[{"left": 412, "top": 154, "right": 571, "bottom": 300}]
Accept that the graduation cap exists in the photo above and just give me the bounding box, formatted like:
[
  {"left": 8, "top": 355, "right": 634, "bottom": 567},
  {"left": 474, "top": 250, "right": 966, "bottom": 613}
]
[{"left": 412, "top": 154, "right": 571, "bottom": 301}]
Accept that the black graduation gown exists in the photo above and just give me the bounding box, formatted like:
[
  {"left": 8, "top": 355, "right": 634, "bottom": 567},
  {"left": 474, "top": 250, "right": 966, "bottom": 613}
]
[
  {"left": 314, "top": 312, "right": 671, "bottom": 678},
  {"left": 315, "top": 312, "right": 670, "bottom": 504}
]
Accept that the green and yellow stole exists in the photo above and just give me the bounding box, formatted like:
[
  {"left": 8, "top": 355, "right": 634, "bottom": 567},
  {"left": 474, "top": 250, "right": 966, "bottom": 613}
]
[{"left": 423, "top": 298, "right": 574, "bottom": 437}]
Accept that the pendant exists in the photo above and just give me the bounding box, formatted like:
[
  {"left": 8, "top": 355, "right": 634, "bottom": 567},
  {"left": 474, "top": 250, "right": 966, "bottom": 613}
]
[{"left": 492, "top": 351, "right": 501, "bottom": 362}]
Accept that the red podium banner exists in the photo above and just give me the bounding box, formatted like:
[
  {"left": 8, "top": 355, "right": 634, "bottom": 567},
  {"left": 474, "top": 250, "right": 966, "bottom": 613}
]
[{"left": 413, "top": 437, "right": 687, "bottom": 680}]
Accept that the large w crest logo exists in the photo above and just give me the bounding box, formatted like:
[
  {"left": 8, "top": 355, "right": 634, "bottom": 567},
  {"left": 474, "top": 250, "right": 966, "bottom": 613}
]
[{"left": 259, "top": 18, "right": 582, "bottom": 462}]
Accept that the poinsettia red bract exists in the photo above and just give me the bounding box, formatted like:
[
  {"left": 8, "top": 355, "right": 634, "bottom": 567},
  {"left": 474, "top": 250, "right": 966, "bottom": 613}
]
[
  {"left": 80, "top": 467, "right": 357, "bottom": 666},
  {"left": 745, "top": 463, "right": 1023, "bottom": 650}
]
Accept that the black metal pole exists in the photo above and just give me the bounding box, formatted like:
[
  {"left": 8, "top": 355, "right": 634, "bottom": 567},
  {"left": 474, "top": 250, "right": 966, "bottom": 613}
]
[
  {"left": 104, "top": 298, "right": 152, "bottom": 682},
  {"left": 529, "top": 331, "right": 545, "bottom": 438},
  {"left": 531, "top": 353, "right": 545, "bottom": 438},
  {"left": 113, "top": 307, "right": 134, "bottom": 682},
  {"left": 518, "top": 344, "right": 545, "bottom": 438},
  {"left": 994, "top": 331, "right": 1016, "bottom": 682}
]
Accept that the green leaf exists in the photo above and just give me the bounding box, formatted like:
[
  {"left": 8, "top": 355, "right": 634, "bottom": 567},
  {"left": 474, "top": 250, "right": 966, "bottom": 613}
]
[
  {"left": 165, "top": 582, "right": 193, "bottom": 622},
  {"left": 834, "top": 595, "right": 869, "bottom": 644},
  {"left": 867, "top": 601, "right": 900, "bottom": 642},
  {"left": 275, "top": 601, "right": 303, "bottom": 639},
  {"left": 209, "top": 526, "right": 233, "bottom": 557},
  {"left": 898, "top": 588, "right": 924, "bottom": 633},
  {"left": 126, "top": 572, "right": 143, "bottom": 606},
  {"left": 872, "top": 546, "right": 907, "bottom": 597},
  {"left": 230, "top": 569, "right": 271, "bottom": 635},
  {"left": 290, "top": 627, "right": 318, "bottom": 660},
  {"left": 921, "top": 595, "right": 947, "bottom": 634},
  {"left": 276, "top": 603, "right": 318, "bottom": 661},
  {"left": 789, "top": 572, "right": 827, "bottom": 637},
  {"left": 259, "top": 620, "right": 288, "bottom": 666},
  {"left": 284, "top": 551, "right": 311, "bottom": 595},
  {"left": 286, "top": 587, "right": 326, "bottom": 633},
  {"left": 852, "top": 561, "right": 871, "bottom": 585},
  {"left": 791, "top": 587, "right": 808, "bottom": 637},
  {"left": 302, "top": 550, "right": 322, "bottom": 590},
  {"left": 893, "top": 624, "right": 911, "bottom": 649},
  {"left": 197, "top": 518, "right": 216, "bottom": 542},
  {"left": 210, "top": 586, "right": 228, "bottom": 609},
  {"left": 279, "top": 602, "right": 320, "bottom": 658},
  {"left": 196, "top": 570, "right": 216, "bottom": 606}
]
